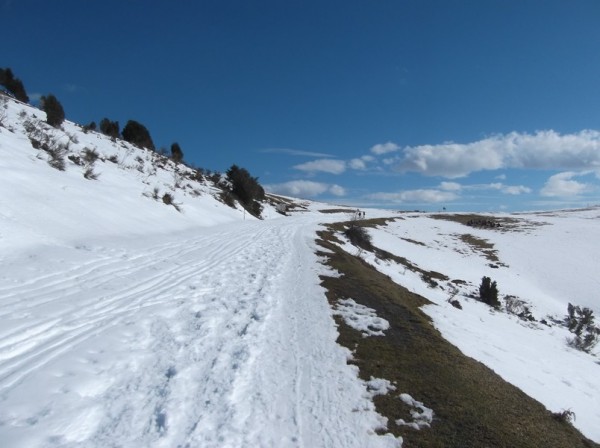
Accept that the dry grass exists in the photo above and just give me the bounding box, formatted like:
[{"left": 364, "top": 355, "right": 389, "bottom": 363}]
[{"left": 456, "top": 233, "right": 506, "bottom": 266}]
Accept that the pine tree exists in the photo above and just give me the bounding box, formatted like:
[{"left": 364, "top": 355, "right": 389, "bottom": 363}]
[
  {"left": 0, "top": 67, "right": 29, "bottom": 102},
  {"left": 40, "top": 94, "right": 65, "bottom": 127},
  {"left": 122, "top": 120, "right": 155, "bottom": 150},
  {"left": 170, "top": 142, "right": 183, "bottom": 163},
  {"left": 479, "top": 276, "right": 500, "bottom": 308},
  {"left": 99, "top": 118, "right": 119, "bottom": 139}
]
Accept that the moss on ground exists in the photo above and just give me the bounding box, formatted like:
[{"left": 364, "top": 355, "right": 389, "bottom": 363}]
[{"left": 317, "top": 223, "right": 598, "bottom": 448}]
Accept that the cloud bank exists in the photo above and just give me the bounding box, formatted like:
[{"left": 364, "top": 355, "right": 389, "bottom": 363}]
[
  {"left": 383, "top": 130, "right": 600, "bottom": 178},
  {"left": 540, "top": 172, "right": 593, "bottom": 197},
  {"left": 265, "top": 180, "right": 346, "bottom": 198},
  {"left": 293, "top": 159, "right": 347, "bottom": 174}
]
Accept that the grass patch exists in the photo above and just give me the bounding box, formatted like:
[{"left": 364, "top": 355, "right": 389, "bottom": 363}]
[
  {"left": 317, "top": 226, "right": 598, "bottom": 448},
  {"left": 319, "top": 208, "right": 357, "bottom": 214},
  {"left": 456, "top": 233, "right": 506, "bottom": 266},
  {"left": 334, "top": 219, "right": 449, "bottom": 283},
  {"left": 430, "top": 213, "right": 539, "bottom": 232}
]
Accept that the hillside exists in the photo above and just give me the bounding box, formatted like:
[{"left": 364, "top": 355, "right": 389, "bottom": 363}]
[{"left": 1, "top": 94, "right": 599, "bottom": 447}]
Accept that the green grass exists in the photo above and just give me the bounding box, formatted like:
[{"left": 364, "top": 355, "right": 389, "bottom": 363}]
[{"left": 317, "top": 222, "right": 598, "bottom": 448}]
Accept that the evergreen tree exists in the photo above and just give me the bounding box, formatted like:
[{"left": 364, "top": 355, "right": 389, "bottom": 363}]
[
  {"left": 479, "top": 276, "right": 500, "bottom": 308},
  {"left": 40, "top": 94, "right": 65, "bottom": 127},
  {"left": 99, "top": 118, "right": 120, "bottom": 139},
  {"left": 170, "top": 142, "right": 184, "bottom": 163},
  {"left": 122, "top": 119, "right": 155, "bottom": 150},
  {"left": 226, "top": 164, "right": 265, "bottom": 217},
  {"left": 0, "top": 67, "right": 29, "bottom": 102}
]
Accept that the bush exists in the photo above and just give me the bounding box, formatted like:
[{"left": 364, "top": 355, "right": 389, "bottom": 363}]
[
  {"left": 565, "top": 303, "right": 599, "bottom": 353},
  {"left": 0, "top": 67, "right": 29, "bottom": 102},
  {"left": 226, "top": 164, "right": 265, "bottom": 217},
  {"left": 478, "top": 276, "right": 500, "bottom": 308},
  {"left": 83, "top": 166, "right": 100, "bottom": 180},
  {"left": 40, "top": 94, "right": 65, "bottom": 127},
  {"left": 83, "top": 121, "right": 96, "bottom": 133},
  {"left": 552, "top": 409, "right": 575, "bottom": 424},
  {"left": 344, "top": 223, "right": 373, "bottom": 251},
  {"left": 162, "top": 192, "right": 181, "bottom": 212},
  {"left": 122, "top": 119, "right": 155, "bottom": 150},
  {"left": 504, "top": 295, "right": 535, "bottom": 321},
  {"left": 170, "top": 142, "right": 183, "bottom": 163},
  {"left": 99, "top": 118, "right": 119, "bottom": 139}
]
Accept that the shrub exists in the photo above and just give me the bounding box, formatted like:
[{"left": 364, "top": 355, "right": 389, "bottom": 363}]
[
  {"left": 82, "top": 148, "right": 99, "bottom": 165},
  {"left": 46, "top": 141, "right": 67, "bottom": 171},
  {"left": 122, "top": 119, "right": 155, "bottom": 150},
  {"left": 504, "top": 295, "right": 535, "bottom": 321},
  {"left": 450, "top": 299, "right": 463, "bottom": 309},
  {"left": 83, "top": 121, "right": 96, "bottom": 133},
  {"left": 344, "top": 223, "right": 373, "bottom": 251},
  {"left": 565, "top": 303, "right": 599, "bottom": 353},
  {"left": 0, "top": 67, "right": 29, "bottom": 102},
  {"left": 162, "top": 192, "right": 181, "bottom": 212},
  {"left": 40, "top": 94, "right": 65, "bottom": 127},
  {"left": 0, "top": 94, "right": 7, "bottom": 127},
  {"left": 83, "top": 166, "right": 100, "bottom": 180},
  {"left": 478, "top": 276, "right": 500, "bottom": 308},
  {"left": 552, "top": 409, "right": 575, "bottom": 424},
  {"left": 226, "top": 164, "right": 265, "bottom": 217},
  {"left": 170, "top": 142, "right": 183, "bottom": 163},
  {"left": 99, "top": 118, "right": 119, "bottom": 139}
]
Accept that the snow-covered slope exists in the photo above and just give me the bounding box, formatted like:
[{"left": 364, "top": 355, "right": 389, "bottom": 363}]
[
  {"left": 334, "top": 210, "right": 600, "bottom": 442},
  {"left": 1, "top": 94, "right": 599, "bottom": 446},
  {"left": 0, "top": 97, "right": 401, "bottom": 447}
]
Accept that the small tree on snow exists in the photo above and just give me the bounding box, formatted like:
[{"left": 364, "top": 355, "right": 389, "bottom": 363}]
[
  {"left": 565, "top": 303, "right": 599, "bottom": 353},
  {"left": 40, "top": 94, "right": 65, "bottom": 128},
  {"left": 170, "top": 142, "right": 184, "bottom": 163},
  {"left": 478, "top": 276, "right": 500, "bottom": 308}
]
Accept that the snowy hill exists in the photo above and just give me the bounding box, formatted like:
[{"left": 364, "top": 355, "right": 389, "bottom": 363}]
[
  {"left": 1, "top": 95, "right": 599, "bottom": 447},
  {"left": 333, "top": 209, "right": 600, "bottom": 443}
]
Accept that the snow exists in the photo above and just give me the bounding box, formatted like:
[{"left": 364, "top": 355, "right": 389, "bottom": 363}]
[
  {"left": 333, "top": 298, "right": 390, "bottom": 337},
  {"left": 2, "top": 94, "right": 600, "bottom": 445},
  {"left": 0, "top": 98, "right": 400, "bottom": 447},
  {"left": 395, "top": 394, "right": 434, "bottom": 430}
]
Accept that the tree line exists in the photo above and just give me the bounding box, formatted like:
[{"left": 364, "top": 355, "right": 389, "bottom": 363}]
[{"left": 2, "top": 66, "right": 265, "bottom": 217}]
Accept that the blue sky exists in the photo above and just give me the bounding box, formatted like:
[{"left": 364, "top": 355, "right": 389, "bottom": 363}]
[{"left": 3, "top": 0, "right": 600, "bottom": 211}]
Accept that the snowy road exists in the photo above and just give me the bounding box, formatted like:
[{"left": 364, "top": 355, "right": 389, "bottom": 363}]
[{"left": 0, "top": 215, "right": 398, "bottom": 448}]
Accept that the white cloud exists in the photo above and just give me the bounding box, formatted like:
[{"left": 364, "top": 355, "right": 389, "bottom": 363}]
[
  {"left": 370, "top": 141, "right": 400, "bottom": 155},
  {"left": 437, "top": 181, "right": 530, "bottom": 195},
  {"left": 265, "top": 180, "right": 345, "bottom": 198},
  {"left": 367, "top": 189, "right": 458, "bottom": 204},
  {"left": 261, "top": 148, "right": 333, "bottom": 158},
  {"left": 293, "top": 159, "right": 346, "bottom": 174},
  {"left": 439, "top": 181, "right": 462, "bottom": 191},
  {"left": 349, "top": 158, "right": 366, "bottom": 170},
  {"left": 391, "top": 130, "right": 600, "bottom": 178},
  {"left": 329, "top": 184, "right": 346, "bottom": 196},
  {"left": 500, "top": 185, "right": 532, "bottom": 195},
  {"left": 540, "top": 172, "right": 591, "bottom": 197}
]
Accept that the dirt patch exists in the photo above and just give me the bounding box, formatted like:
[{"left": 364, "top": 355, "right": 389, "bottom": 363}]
[
  {"left": 318, "top": 208, "right": 357, "bottom": 214},
  {"left": 430, "top": 213, "right": 536, "bottom": 232},
  {"left": 456, "top": 233, "right": 507, "bottom": 267}
]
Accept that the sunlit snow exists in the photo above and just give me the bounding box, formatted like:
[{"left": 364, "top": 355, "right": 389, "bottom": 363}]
[{"left": 1, "top": 94, "right": 599, "bottom": 446}]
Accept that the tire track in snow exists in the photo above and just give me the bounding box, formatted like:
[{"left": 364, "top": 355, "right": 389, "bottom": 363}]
[{"left": 0, "top": 224, "right": 270, "bottom": 391}]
